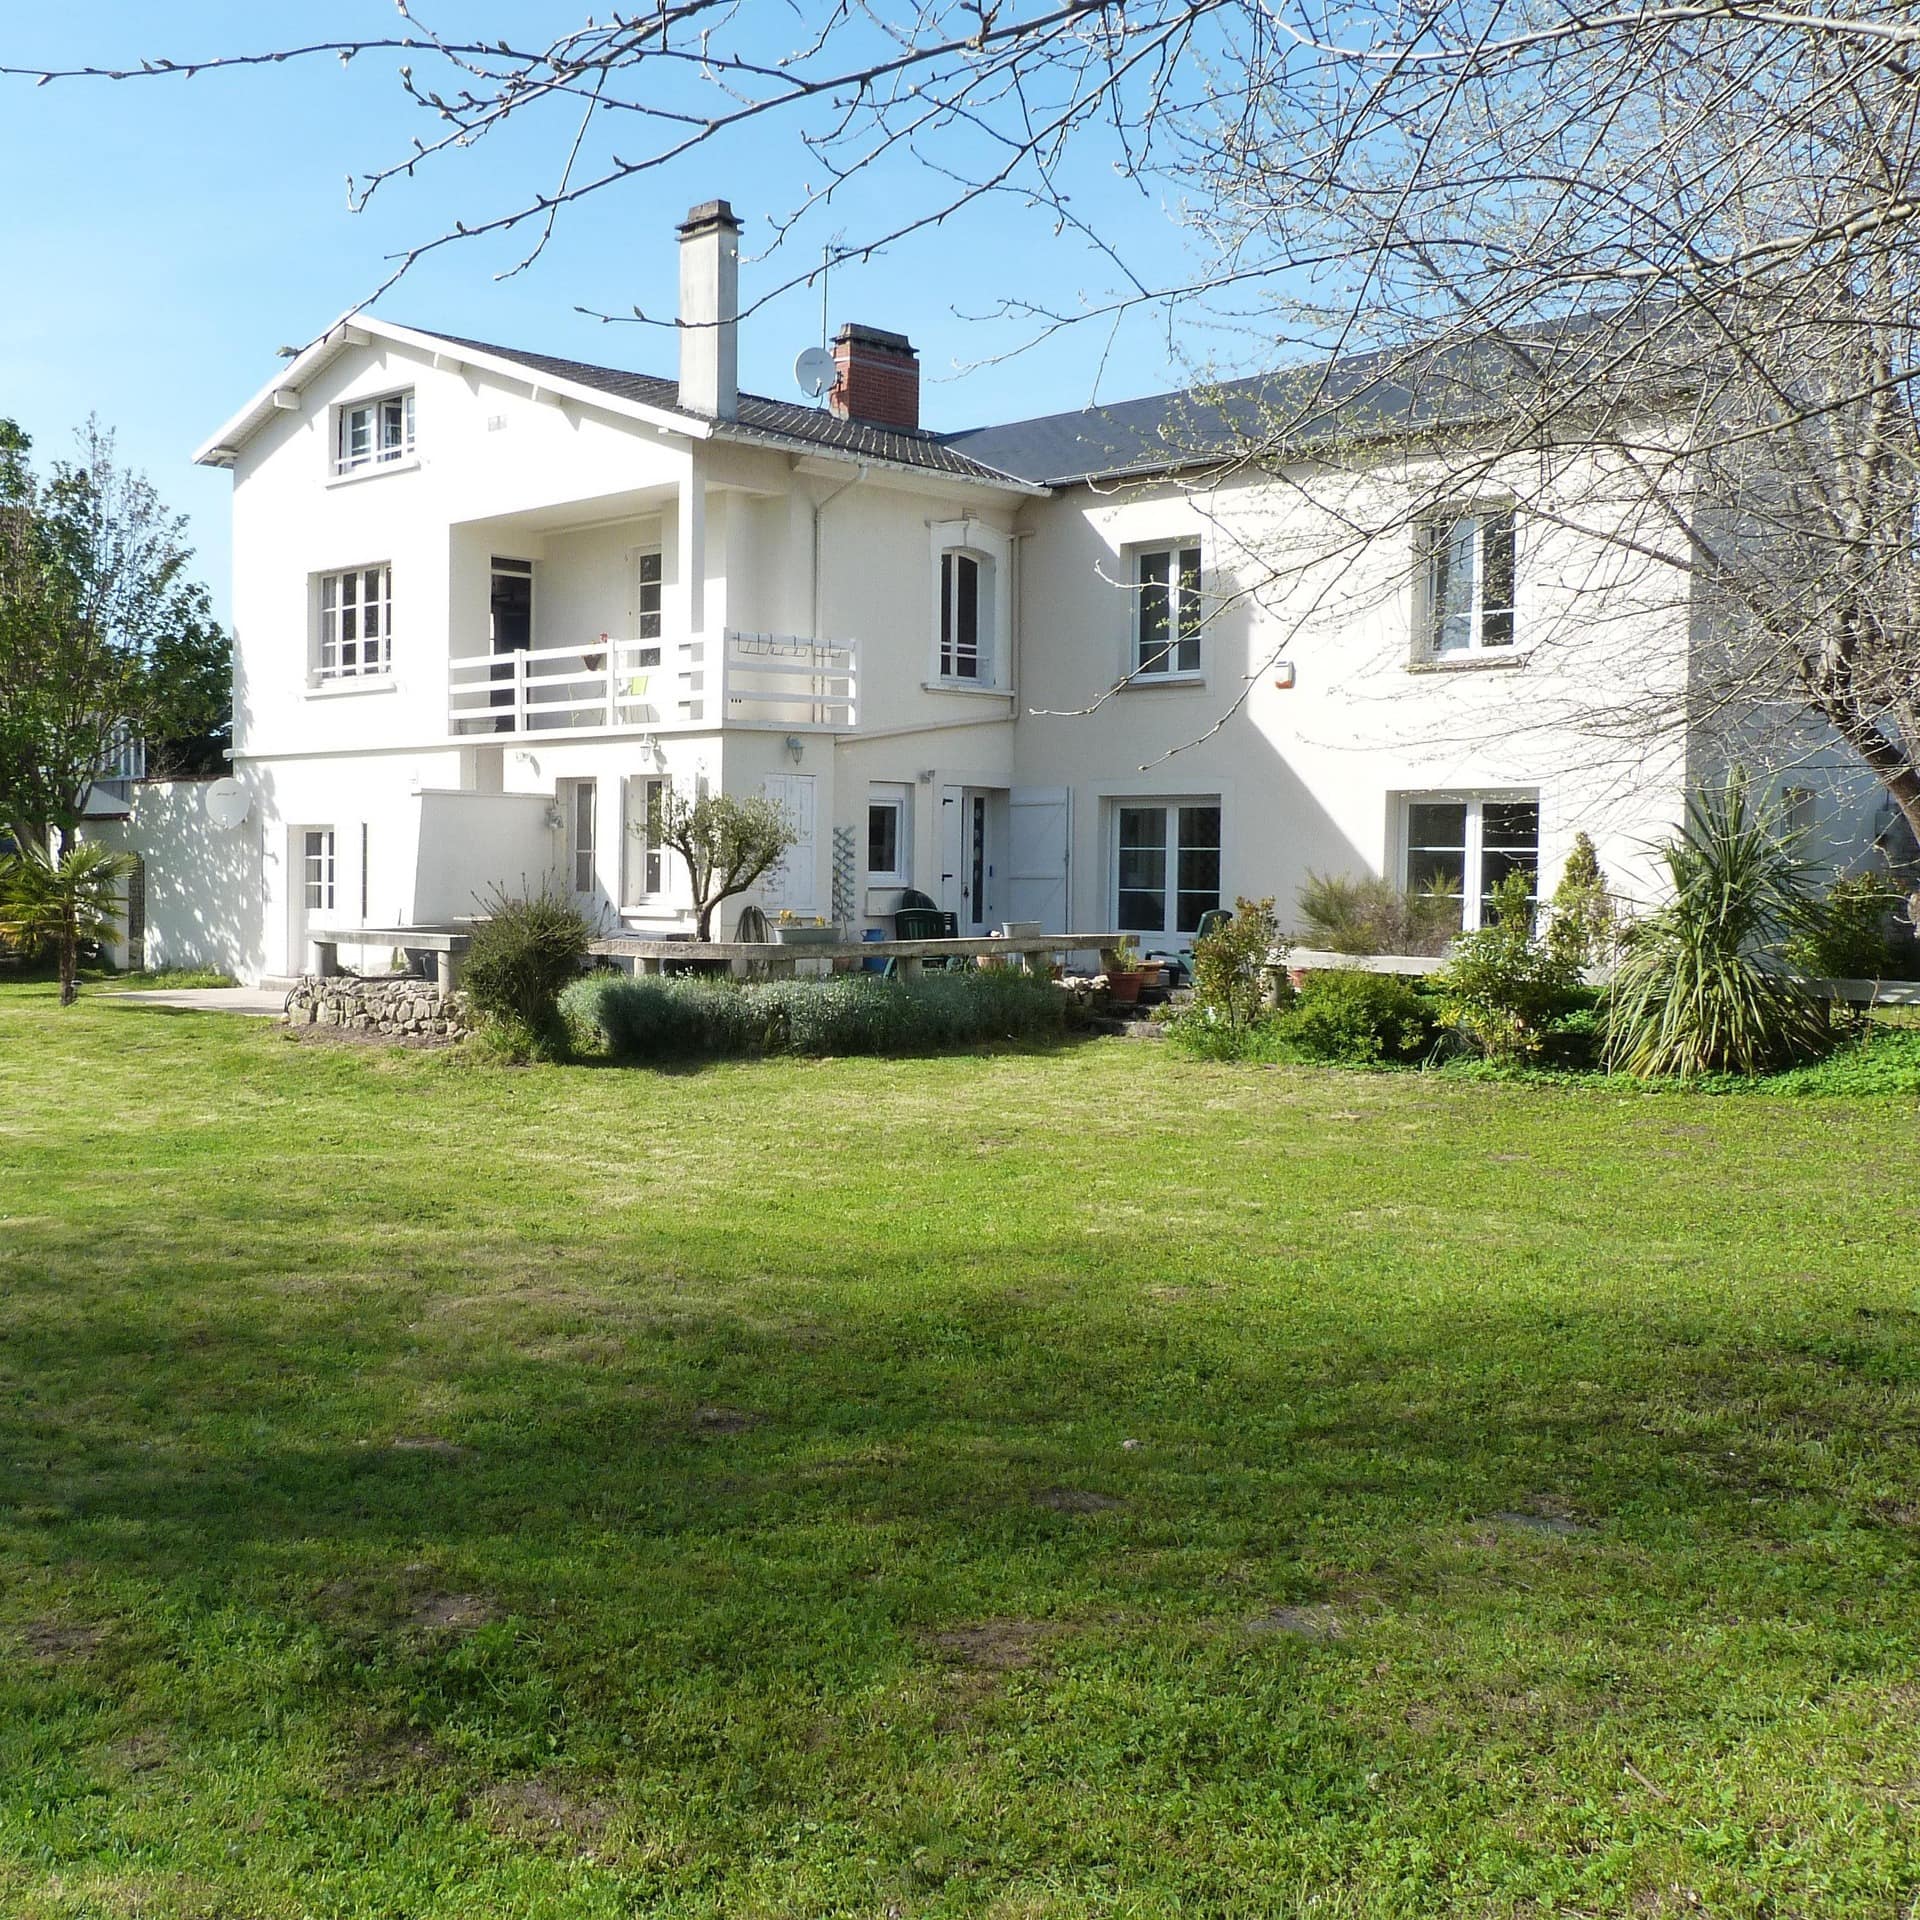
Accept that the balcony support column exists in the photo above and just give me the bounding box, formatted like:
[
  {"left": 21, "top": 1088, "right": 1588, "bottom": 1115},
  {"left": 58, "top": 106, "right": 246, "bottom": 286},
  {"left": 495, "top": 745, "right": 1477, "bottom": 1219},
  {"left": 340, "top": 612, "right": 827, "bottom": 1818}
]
[{"left": 676, "top": 462, "right": 705, "bottom": 641}]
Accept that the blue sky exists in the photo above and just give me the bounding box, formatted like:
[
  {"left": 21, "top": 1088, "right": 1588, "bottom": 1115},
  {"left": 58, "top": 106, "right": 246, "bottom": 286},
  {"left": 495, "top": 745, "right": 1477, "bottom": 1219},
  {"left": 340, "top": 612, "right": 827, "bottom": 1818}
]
[{"left": 0, "top": 5, "right": 1207, "bottom": 620}]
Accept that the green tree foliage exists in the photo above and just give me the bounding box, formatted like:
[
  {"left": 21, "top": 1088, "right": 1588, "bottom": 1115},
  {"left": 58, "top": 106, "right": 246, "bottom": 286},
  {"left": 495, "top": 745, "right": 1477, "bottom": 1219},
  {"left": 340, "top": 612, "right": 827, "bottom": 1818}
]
[
  {"left": 1545, "top": 832, "right": 1617, "bottom": 971},
  {"left": 0, "top": 418, "right": 229, "bottom": 845},
  {"left": 1189, "top": 896, "right": 1285, "bottom": 1036},
  {"left": 1604, "top": 777, "right": 1832, "bottom": 1078},
  {"left": 642, "top": 783, "right": 796, "bottom": 940},
  {"left": 1433, "top": 871, "right": 1584, "bottom": 1064},
  {"left": 1785, "top": 871, "right": 1905, "bottom": 981},
  {"left": 0, "top": 840, "right": 133, "bottom": 1005}
]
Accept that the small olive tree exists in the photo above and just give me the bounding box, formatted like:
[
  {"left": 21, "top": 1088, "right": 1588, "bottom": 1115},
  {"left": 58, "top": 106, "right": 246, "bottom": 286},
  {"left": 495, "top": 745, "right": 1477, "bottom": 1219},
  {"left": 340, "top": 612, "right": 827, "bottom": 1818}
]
[
  {"left": 1190, "top": 896, "right": 1285, "bottom": 1035},
  {"left": 640, "top": 784, "right": 796, "bottom": 940}
]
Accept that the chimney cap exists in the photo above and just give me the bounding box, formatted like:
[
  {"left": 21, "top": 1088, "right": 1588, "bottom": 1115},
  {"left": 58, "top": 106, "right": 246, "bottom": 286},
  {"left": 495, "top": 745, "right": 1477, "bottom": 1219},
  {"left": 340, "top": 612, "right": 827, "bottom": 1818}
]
[
  {"left": 678, "top": 198, "right": 741, "bottom": 236},
  {"left": 834, "top": 322, "right": 916, "bottom": 356}
]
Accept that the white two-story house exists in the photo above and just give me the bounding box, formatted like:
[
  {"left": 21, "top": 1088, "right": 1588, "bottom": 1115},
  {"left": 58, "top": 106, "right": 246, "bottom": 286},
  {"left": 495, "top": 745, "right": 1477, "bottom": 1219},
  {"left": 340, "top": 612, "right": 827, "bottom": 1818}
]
[{"left": 104, "top": 197, "right": 1892, "bottom": 984}]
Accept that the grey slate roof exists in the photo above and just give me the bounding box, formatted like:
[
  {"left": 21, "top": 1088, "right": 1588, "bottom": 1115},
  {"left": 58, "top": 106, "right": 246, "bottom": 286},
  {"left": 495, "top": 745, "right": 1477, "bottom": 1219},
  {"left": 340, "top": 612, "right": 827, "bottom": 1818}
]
[
  {"left": 416, "top": 330, "right": 1033, "bottom": 487},
  {"left": 942, "top": 311, "right": 1671, "bottom": 487}
]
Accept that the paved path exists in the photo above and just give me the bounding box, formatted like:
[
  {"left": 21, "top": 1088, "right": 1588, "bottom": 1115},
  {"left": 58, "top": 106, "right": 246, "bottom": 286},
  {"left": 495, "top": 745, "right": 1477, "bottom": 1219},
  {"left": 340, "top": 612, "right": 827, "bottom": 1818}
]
[{"left": 104, "top": 986, "right": 286, "bottom": 1017}]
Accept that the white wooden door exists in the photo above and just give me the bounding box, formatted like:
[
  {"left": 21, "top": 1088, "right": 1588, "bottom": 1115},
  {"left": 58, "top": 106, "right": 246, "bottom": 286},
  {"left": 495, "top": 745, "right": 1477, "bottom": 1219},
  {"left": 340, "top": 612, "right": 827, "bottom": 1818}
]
[
  {"left": 1008, "top": 786, "right": 1071, "bottom": 931},
  {"left": 761, "top": 773, "right": 817, "bottom": 912},
  {"left": 937, "top": 784, "right": 964, "bottom": 920}
]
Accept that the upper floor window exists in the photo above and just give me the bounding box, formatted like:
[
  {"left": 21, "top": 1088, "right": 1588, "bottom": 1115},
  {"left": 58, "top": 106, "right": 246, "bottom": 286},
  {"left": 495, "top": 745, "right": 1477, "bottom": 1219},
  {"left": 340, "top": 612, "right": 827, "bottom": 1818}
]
[
  {"left": 1424, "top": 507, "right": 1516, "bottom": 655},
  {"left": 334, "top": 390, "right": 415, "bottom": 476},
  {"left": 317, "top": 565, "right": 391, "bottom": 679},
  {"left": 1134, "top": 544, "right": 1202, "bottom": 678},
  {"left": 633, "top": 549, "right": 663, "bottom": 649},
  {"left": 624, "top": 775, "right": 668, "bottom": 905},
  {"left": 940, "top": 550, "right": 990, "bottom": 680}
]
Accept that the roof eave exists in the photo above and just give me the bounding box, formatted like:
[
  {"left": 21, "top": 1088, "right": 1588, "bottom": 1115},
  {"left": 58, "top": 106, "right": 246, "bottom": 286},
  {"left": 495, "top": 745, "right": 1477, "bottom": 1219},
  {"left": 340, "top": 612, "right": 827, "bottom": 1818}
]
[{"left": 193, "top": 314, "right": 713, "bottom": 469}]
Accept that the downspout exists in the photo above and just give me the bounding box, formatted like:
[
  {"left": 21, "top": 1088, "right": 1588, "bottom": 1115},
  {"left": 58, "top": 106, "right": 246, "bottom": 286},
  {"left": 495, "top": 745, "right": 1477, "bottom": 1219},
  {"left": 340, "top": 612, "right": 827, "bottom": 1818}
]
[{"left": 810, "top": 462, "right": 869, "bottom": 642}]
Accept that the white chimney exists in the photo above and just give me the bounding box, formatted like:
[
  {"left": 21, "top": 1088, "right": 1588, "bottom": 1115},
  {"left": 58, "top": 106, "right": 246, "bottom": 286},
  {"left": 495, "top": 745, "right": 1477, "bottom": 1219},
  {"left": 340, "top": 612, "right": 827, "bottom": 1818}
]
[{"left": 676, "top": 198, "right": 740, "bottom": 419}]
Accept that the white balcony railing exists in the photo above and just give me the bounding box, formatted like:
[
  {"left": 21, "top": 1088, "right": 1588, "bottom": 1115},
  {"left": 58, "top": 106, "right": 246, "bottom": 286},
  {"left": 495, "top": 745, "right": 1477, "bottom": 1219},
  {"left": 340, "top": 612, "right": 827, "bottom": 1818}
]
[{"left": 448, "top": 631, "right": 857, "bottom": 738}]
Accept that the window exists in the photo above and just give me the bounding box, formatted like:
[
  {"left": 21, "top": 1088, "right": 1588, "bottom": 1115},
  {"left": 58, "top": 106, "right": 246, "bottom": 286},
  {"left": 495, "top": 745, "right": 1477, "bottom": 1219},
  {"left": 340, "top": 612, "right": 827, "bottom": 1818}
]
[
  {"left": 1115, "top": 801, "right": 1221, "bottom": 936},
  {"left": 1424, "top": 508, "right": 1516, "bottom": 654},
  {"left": 568, "top": 781, "right": 597, "bottom": 895},
  {"left": 303, "top": 829, "right": 336, "bottom": 912},
  {"left": 1134, "top": 544, "right": 1203, "bottom": 677},
  {"left": 490, "top": 558, "right": 534, "bottom": 652},
  {"left": 867, "top": 786, "right": 910, "bottom": 885},
  {"left": 317, "top": 566, "right": 391, "bottom": 679},
  {"left": 940, "top": 550, "right": 986, "bottom": 680},
  {"left": 633, "top": 549, "right": 663, "bottom": 660},
  {"left": 334, "top": 391, "right": 415, "bottom": 475},
  {"left": 1403, "top": 794, "right": 1539, "bottom": 930},
  {"left": 624, "top": 775, "right": 667, "bottom": 905}
]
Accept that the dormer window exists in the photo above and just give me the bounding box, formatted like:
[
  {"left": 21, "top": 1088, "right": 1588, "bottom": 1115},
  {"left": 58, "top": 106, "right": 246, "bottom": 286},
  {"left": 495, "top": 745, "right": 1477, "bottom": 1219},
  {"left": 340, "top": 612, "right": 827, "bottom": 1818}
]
[
  {"left": 1423, "top": 507, "right": 1516, "bottom": 654},
  {"left": 334, "top": 391, "right": 415, "bottom": 476},
  {"left": 940, "top": 550, "right": 989, "bottom": 680}
]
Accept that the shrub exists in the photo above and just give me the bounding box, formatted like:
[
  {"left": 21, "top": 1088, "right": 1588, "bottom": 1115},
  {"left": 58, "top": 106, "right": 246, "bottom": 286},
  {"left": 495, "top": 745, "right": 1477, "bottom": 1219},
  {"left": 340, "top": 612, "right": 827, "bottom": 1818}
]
[
  {"left": 1432, "top": 870, "right": 1584, "bottom": 1063},
  {"left": 1273, "top": 968, "right": 1440, "bottom": 1064},
  {"left": 1544, "top": 831, "right": 1619, "bottom": 971},
  {"left": 1190, "top": 896, "right": 1288, "bottom": 1032},
  {"left": 462, "top": 884, "right": 594, "bottom": 1056},
  {"left": 1784, "top": 870, "right": 1903, "bottom": 979},
  {"left": 560, "top": 966, "right": 1069, "bottom": 1062},
  {"left": 1295, "top": 871, "right": 1460, "bottom": 957},
  {"left": 1603, "top": 776, "right": 1833, "bottom": 1078}
]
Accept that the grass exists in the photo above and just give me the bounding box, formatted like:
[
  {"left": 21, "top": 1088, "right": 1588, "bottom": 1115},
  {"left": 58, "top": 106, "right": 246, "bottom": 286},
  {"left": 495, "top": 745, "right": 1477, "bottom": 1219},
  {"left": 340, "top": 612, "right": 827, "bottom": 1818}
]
[{"left": 2, "top": 981, "right": 1919, "bottom": 1917}]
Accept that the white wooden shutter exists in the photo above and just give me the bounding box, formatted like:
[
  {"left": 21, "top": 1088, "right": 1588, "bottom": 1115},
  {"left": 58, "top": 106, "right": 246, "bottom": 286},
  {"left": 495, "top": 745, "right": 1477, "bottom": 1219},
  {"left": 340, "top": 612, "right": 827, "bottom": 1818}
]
[
  {"left": 760, "top": 773, "right": 817, "bottom": 911},
  {"left": 1008, "top": 786, "right": 1071, "bottom": 931}
]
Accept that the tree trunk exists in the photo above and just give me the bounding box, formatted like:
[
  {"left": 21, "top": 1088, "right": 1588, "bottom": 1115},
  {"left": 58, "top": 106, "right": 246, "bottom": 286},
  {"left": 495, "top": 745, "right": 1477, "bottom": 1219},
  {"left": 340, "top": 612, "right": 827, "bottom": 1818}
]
[
  {"left": 57, "top": 925, "right": 77, "bottom": 1006},
  {"left": 695, "top": 899, "right": 715, "bottom": 940}
]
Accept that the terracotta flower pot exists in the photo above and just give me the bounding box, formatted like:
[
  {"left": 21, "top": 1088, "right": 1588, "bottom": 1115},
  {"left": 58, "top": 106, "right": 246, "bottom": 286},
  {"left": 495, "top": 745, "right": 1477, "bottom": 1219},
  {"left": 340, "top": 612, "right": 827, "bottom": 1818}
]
[{"left": 1107, "top": 969, "right": 1143, "bottom": 1006}]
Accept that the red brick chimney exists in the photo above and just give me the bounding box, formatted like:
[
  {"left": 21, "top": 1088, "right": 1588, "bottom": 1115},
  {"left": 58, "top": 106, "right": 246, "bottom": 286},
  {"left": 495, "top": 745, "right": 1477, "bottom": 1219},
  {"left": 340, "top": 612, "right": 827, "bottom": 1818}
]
[{"left": 830, "top": 323, "right": 919, "bottom": 430}]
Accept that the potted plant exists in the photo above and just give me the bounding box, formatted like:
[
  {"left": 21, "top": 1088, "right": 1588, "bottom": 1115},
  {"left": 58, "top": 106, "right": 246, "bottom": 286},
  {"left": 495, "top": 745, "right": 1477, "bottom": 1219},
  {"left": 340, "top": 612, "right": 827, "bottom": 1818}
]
[
  {"left": 1105, "top": 935, "right": 1145, "bottom": 1005},
  {"left": 773, "top": 910, "right": 839, "bottom": 947}
]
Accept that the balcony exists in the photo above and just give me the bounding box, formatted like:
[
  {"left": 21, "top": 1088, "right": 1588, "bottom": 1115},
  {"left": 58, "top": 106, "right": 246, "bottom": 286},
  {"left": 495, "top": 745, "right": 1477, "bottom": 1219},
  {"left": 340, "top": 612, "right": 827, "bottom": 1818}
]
[{"left": 448, "top": 630, "right": 858, "bottom": 738}]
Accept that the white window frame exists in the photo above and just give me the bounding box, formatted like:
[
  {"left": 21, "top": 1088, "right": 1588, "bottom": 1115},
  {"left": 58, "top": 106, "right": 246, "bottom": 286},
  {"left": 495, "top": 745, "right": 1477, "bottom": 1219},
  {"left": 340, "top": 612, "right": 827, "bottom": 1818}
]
[
  {"left": 333, "top": 390, "right": 416, "bottom": 477},
  {"left": 927, "top": 518, "right": 1012, "bottom": 693},
  {"left": 1420, "top": 506, "right": 1518, "bottom": 657},
  {"left": 564, "top": 780, "right": 597, "bottom": 896},
  {"left": 302, "top": 828, "right": 337, "bottom": 913},
  {"left": 623, "top": 774, "right": 669, "bottom": 906},
  {"left": 1400, "top": 792, "right": 1540, "bottom": 931},
  {"left": 867, "top": 786, "right": 911, "bottom": 886},
  {"left": 315, "top": 565, "right": 392, "bottom": 681},
  {"left": 1130, "top": 542, "right": 1204, "bottom": 681},
  {"left": 938, "top": 548, "right": 991, "bottom": 683},
  {"left": 632, "top": 548, "right": 664, "bottom": 656},
  {"left": 1111, "top": 797, "right": 1222, "bottom": 939}
]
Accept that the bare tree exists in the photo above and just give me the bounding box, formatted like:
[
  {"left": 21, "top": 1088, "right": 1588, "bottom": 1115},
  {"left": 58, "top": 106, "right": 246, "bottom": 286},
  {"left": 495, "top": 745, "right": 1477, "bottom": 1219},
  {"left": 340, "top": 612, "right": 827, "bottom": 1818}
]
[{"left": 16, "top": 5, "right": 1920, "bottom": 845}]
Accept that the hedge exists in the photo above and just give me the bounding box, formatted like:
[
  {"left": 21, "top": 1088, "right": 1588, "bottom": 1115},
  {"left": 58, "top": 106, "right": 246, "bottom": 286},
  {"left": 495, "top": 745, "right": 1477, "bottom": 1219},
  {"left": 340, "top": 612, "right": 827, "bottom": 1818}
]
[{"left": 561, "top": 967, "right": 1071, "bottom": 1061}]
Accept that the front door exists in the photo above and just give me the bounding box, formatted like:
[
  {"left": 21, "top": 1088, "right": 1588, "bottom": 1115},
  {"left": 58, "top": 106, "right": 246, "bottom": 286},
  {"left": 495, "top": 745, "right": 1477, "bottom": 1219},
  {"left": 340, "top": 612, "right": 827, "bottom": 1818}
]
[
  {"left": 939, "top": 786, "right": 1000, "bottom": 933},
  {"left": 289, "top": 825, "right": 335, "bottom": 973}
]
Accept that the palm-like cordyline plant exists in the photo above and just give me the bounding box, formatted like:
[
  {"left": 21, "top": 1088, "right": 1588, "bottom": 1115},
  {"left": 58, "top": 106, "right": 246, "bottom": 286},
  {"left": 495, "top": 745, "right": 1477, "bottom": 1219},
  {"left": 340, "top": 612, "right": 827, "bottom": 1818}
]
[
  {"left": 0, "top": 840, "right": 132, "bottom": 1005},
  {"left": 1603, "top": 777, "right": 1831, "bottom": 1079}
]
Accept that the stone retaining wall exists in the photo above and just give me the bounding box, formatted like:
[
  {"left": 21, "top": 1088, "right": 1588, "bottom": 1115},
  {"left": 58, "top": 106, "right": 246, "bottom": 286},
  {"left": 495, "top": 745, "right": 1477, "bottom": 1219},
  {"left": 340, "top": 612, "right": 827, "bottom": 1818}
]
[{"left": 284, "top": 974, "right": 471, "bottom": 1039}]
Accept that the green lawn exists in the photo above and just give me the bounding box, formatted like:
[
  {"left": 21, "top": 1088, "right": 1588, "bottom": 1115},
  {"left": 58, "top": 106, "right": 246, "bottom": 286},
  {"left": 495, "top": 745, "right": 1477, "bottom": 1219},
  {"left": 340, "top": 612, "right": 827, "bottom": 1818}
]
[{"left": 3, "top": 982, "right": 1919, "bottom": 1918}]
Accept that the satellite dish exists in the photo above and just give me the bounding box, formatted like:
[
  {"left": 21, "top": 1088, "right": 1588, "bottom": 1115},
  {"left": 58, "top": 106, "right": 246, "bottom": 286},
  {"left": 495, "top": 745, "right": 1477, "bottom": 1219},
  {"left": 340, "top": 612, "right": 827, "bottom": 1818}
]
[
  {"left": 794, "top": 345, "right": 837, "bottom": 401},
  {"left": 205, "top": 777, "right": 250, "bottom": 829}
]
